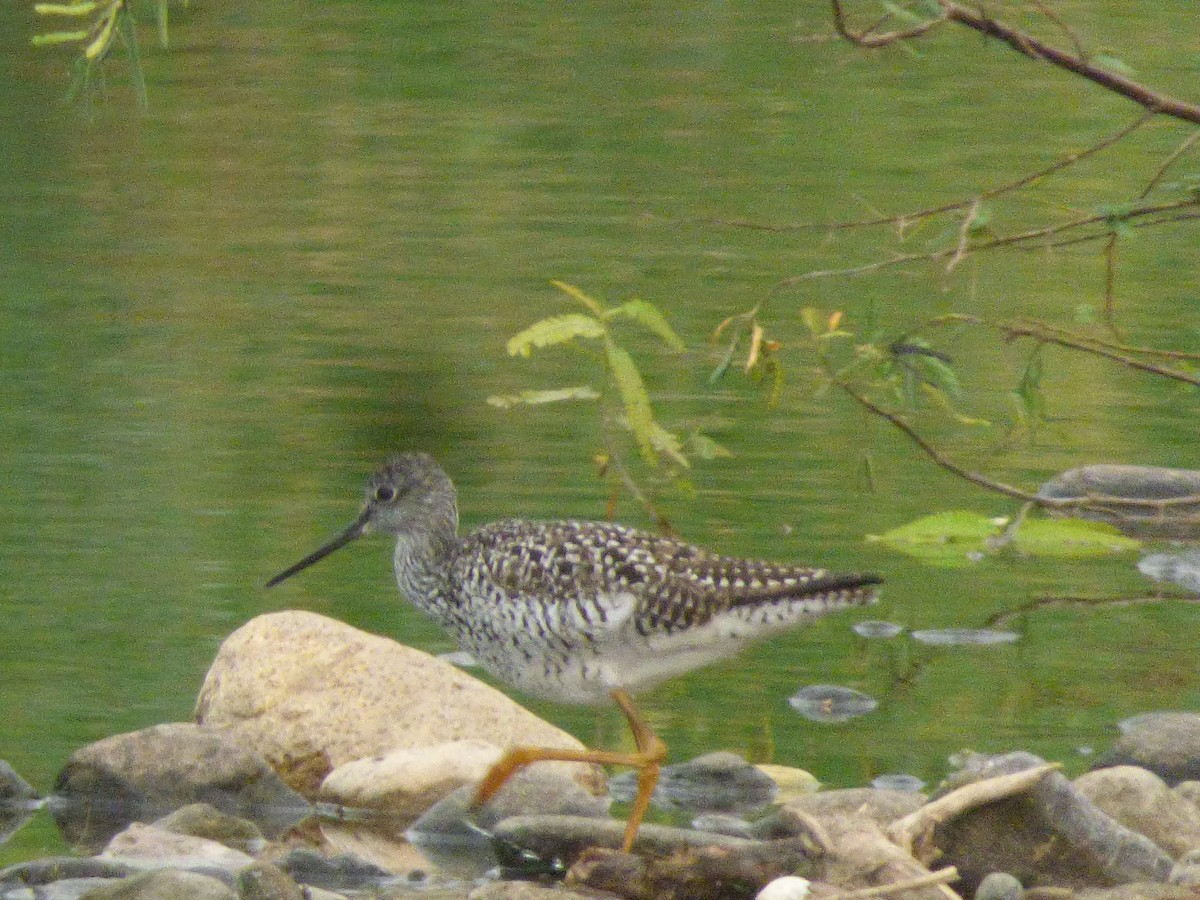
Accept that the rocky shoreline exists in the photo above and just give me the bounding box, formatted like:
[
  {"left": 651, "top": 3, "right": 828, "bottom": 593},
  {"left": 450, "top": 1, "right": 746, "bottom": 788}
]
[{"left": 3, "top": 611, "right": 1200, "bottom": 900}]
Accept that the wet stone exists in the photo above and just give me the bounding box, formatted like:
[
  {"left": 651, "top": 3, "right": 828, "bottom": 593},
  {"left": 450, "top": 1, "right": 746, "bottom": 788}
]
[
  {"left": 76, "top": 868, "right": 235, "bottom": 900},
  {"left": 235, "top": 862, "right": 305, "bottom": 900},
  {"left": 1037, "top": 464, "right": 1200, "bottom": 539},
  {"left": 151, "top": 804, "right": 265, "bottom": 855},
  {"left": 690, "top": 812, "right": 755, "bottom": 839},
  {"left": 609, "top": 751, "right": 778, "bottom": 815},
  {"left": 275, "top": 848, "right": 390, "bottom": 892},
  {"left": 788, "top": 685, "right": 877, "bottom": 723},
  {"left": 52, "top": 723, "right": 309, "bottom": 852}
]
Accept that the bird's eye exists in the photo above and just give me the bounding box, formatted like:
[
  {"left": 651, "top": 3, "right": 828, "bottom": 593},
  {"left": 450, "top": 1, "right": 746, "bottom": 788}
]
[{"left": 374, "top": 485, "right": 396, "bottom": 502}]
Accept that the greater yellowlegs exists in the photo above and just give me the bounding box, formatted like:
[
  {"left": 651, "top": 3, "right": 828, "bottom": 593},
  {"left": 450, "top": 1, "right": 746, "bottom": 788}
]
[{"left": 267, "top": 453, "right": 882, "bottom": 852}]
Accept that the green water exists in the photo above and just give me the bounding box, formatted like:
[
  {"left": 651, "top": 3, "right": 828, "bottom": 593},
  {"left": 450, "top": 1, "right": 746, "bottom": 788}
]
[{"left": 2, "top": 0, "right": 1198, "bottom": 863}]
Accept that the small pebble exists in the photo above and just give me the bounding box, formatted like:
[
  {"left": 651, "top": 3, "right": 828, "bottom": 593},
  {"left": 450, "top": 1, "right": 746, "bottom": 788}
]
[
  {"left": 974, "top": 871, "right": 1023, "bottom": 900},
  {"left": 756, "top": 875, "right": 810, "bottom": 900}
]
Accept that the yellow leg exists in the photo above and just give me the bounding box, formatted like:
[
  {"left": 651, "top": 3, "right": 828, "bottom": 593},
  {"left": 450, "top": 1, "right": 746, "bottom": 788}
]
[{"left": 472, "top": 687, "right": 667, "bottom": 853}]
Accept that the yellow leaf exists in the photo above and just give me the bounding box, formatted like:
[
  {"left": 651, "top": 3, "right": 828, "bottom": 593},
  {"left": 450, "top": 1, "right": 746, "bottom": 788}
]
[
  {"left": 745, "top": 322, "right": 765, "bottom": 372},
  {"left": 828, "top": 311, "right": 843, "bottom": 331},
  {"left": 550, "top": 280, "right": 605, "bottom": 316},
  {"left": 35, "top": 2, "right": 98, "bottom": 15},
  {"left": 608, "top": 299, "right": 686, "bottom": 352},
  {"left": 506, "top": 314, "right": 604, "bottom": 356}
]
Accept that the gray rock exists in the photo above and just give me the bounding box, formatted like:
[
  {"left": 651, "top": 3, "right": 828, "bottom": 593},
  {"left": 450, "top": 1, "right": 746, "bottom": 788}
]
[
  {"left": 1037, "top": 465, "right": 1200, "bottom": 538},
  {"left": 99, "top": 823, "right": 255, "bottom": 876},
  {"left": 934, "top": 752, "right": 1173, "bottom": 893},
  {"left": 609, "top": 751, "right": 778, "bottom": 815},
  {"left": 52, "top": 723, "right": 309, "bottom": 852},
  {"left": 407, "top": 766, "right": 609, "bottom": 878},
  {"left": 1169, "top": 848, "right": 1200, "bottom": 886},
  {"left": 1073, "top": 765, "right": 1200, "bottom": 858},
  {"left": 235, "top": 862, "right": 304, "bottom": 900},
  {"left": 194, "top": 612, "right": 602, "bottom": 795},
  {"left": 274, "top": 848, "right": 389, "bottom": 892},
  {"left": 1093, "top": 712, "right": 1200, "bottom": 786},
  {"left": 491, "top": 813, "right": 759, "bottom": 861},
  {"left": 152, "top": 804, "right": 265, "bottom": 855},
  {"left": 77, "top": 869, "right": 235, "bottom": 900},
  {"left": 0, "top": 857, "right": 138, "bottom": 886},
  {"left": 1176, "top": 781, "right": 1200, "bottom": 810},
  {"left": 975, "top": 872, "right": 1023, "bottom": 900},
  {"left": 1073, "top": 885, "right": 1200, "bottom": 900}
]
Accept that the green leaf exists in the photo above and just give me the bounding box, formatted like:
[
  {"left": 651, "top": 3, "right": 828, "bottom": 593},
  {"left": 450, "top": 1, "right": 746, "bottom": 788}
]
[
  {"left": 486, "top": 386, "right": 600, "bottom": 409},
  {"left": 708, "top": 334, "right": 739, "bottom": 383},
  {"left": 31, "top": 29, "right": 89, "bottom": 45},
  {"left": 605, "top": 341, "right": 656, "bottom": 464},
  {"left": 550, "top": 280, "right": 605, "bottom": 316},
  {"left": 155, "top": 0, "right": 169, "bottom": 48},
  {"left": 647, "top": 421, "right": 689, "bottom": 468},
  {"left": 607, "top": 299, "right": 686, "bottom": 352},
  {"left": 506, "top": 314, "right": 604, "bottom": 357}
]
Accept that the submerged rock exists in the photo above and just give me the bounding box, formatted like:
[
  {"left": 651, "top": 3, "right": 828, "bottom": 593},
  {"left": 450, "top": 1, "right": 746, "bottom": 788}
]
[
  {"left": 194, "top": 611, "right": 602, "bottom": 795},
  {"left": 609, "top": 752, "right": 778, "bottom": 816},
  {"left": 1037, "top": 465, "right": 1200, "bottom": 539}
]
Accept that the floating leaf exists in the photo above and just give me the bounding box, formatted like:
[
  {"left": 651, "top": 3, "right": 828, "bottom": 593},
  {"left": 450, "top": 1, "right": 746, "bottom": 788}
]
[
  {"left": 1014, "top": 518, "right": 1140, "bottom": 557},
  {"left": 871, "top": 511, "right": 1140, "bottom": 566},
  {"left": 800, "top": 307, "right": 824, "bottom": 338},
  {"left": 486, "top": 386, "right": 600, "bottom": 409},
  {"left": 506, "top": 314, "right": 604, "bottom": 357},
  {"left": 550, "top": 279, "right": 605, "bottom": 316},
  {"left": 608, "top": 299, "right": 686, "bottom": 352},
  {"left": 605, "top": 341, "right": 656, "bottom": 463}
]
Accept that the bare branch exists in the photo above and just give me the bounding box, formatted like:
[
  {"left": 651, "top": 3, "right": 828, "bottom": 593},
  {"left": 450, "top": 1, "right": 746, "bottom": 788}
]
[{"left": 830, "top": 0, "right": 947, "bottom": 47}]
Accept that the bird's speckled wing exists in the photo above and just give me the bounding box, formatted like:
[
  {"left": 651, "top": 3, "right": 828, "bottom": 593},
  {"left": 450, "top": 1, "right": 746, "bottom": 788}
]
[{"left": 453, "top": 518, "right": 880, "bottom": 638}]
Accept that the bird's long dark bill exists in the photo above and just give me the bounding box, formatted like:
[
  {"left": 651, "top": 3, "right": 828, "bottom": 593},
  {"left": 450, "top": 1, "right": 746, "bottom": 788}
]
[{"left": 265, "top": 509, "right": 371, "bottom": 588}]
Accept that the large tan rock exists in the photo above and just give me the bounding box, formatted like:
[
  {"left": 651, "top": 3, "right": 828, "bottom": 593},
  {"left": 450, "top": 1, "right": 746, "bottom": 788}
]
[{"left": 195, "top": 612, "right": 602, "bottom": 795}]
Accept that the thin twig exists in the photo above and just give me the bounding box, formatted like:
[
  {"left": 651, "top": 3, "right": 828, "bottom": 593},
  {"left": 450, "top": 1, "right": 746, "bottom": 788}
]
[
  {"left": 699, "top": 111, "right": 1156, "bottom": 235},
  {"left": 832, "top": 867, "right": 961, "bottom": 898},
  {"left": 832, "top": 0, "right": 1200, "bottom": 124}
]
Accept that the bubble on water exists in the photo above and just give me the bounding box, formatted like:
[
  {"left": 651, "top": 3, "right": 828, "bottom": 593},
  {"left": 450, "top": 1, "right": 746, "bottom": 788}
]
[
  {"left": 871, "top": 773, "right": 926, "bottom": 793},
  {"left": 910, "top": 628, "right": 1019, "bottom": 646},
  {"left": 788, "top": 684, "right": 877, "bottom": 723},
  {"left": 852, "top": 620, "right": 904, "bottom": 639}
]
